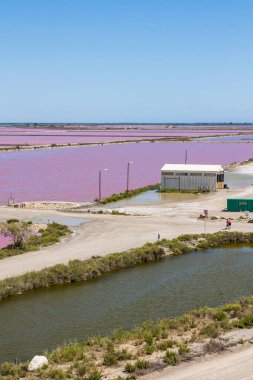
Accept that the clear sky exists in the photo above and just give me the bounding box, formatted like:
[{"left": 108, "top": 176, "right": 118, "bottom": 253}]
[{"left": 0, "top": 0, "right": 253, "bottom": 123}]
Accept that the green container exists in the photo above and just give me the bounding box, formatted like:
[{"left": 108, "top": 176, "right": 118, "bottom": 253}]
[{"left": 227, "top": 198, "right": 253, "bottom": 212}]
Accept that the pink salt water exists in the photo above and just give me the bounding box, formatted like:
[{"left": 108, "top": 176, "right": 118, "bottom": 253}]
[
  {"left": 1, "top": 141, "right": 253, "bottom": 205},
  {"left": 0, "top": 127, "right": 247, "bottom": 146},
  {"left": 0, "top": 235, "right": 12, "bottom": 249}
]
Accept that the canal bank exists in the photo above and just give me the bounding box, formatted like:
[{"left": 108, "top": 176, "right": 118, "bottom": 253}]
[{"left": 0, "top": 244, "right": 253, "bottom": 363}]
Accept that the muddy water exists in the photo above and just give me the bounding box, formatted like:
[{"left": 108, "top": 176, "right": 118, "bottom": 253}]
[
  {"left": 0, "top": 246, "right": 253, "bottom": 363},
  {"left": 105, "top": 190, "right": 199, "bottom": 208}
]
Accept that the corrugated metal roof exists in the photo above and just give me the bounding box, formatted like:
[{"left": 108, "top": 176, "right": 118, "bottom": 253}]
[{"left": 161, "top": 164, "right": 224, "bottom": 172}]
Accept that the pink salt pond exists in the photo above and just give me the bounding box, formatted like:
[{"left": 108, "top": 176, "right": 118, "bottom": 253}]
[
  {"left": 0, "top": 235, "right": 12, "bottom": 249},
  {"left": 1, "top": 141, "right": 253, "bottom": 205}
]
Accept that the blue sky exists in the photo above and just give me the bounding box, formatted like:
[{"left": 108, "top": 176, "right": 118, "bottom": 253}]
[{"left": 0, "top": 0, "right": 252, "bottom": 122}]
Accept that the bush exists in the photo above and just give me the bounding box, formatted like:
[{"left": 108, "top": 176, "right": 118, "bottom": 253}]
[
  {"left": 204, "top": 339, "right": 226, "bottom": 353},
  {"left": 164, "top": 350, "right": 179, "bottom": 366},
  {"left": 145, "top": 344, "right": 155, "bottom": 355},
  {"left": 233, "top": 314, "right": 253, "bottom": 328},
  {"left": 85, "top": 369, "right": 102, "bottom": 380},
  {"left": 125, "top": 363, "right": 136, "bottom": 373},
  {"left": 6, "top": 219, "right": 19, "bottom": 224},
  {"left": 144, "top": 333, "right": 153, "bottom": 346},
  {"left": 157, "top": 340, "right": 175, "bottom": 351},
  {"left": 50, "top": 343, "right": 85, "bottom": 363},
  {"left": 103, "top": 345, "right": 118, "bottom": 366},
  {"left": 135, "top": 359, "right": 149, "bottom": 369},
  {"left": 74, "top": 363, "right": 88, "bottom": 376},
  {"left": 212, "top": 311, "right": 227, "bottom": 321},
  {"left": 178, "top": 344, "right": 189, "bottom": 355},
  {"left": 0, "top": 222, "right": 71, "bottom": 260},
  {"left": 0, "top": 362, "right": 26, "bottom": 377},
  {"left": 200, "top": 324, "right": 219, "bottom": 338},
  {"left": 42, "top": 368, "right": 66, "bottom": 379},
  {"left": 222, "top": 303, "right": 242, "bottom": 313}
]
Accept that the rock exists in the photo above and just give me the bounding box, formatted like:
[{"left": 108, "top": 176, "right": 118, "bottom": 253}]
[{"left": 28, "top": 355, "right": 48, "bottom": 371}]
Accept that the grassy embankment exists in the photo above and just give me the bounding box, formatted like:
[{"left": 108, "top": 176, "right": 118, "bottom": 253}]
[
  {"left": 0, "top": 221, "right": 71, "bottom": 260},
  {"left": 2, "top": 296, "right": 253, "bottom": 379},
  {"left": 95, "top": 184, "right": 159, "bottom": 204},
  {"left": 1, "top": 231, "right": 253, "bottom": 378},
  {"left": 0, "top": 231, "right": 252, "bottom": 301}
]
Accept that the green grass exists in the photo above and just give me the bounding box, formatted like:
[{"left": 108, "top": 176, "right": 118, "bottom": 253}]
[
  {"left": 0, "top": 222, "right": 71, "bottom": 260},
  {"left": 1, "top": 231, "right": 253, "bottom": 301},
  {"left": 96, "top": 184, "right": 159, "bottom": 204}
]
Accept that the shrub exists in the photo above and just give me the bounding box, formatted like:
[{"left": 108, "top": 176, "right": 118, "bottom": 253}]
[
  {"left": 74, "top": 362, "right": 88, "bottom": 376},
  {"left": 212, "top": 311, "right": 227, "bottom": 321},
  {"left": 50, "top": 343, "right": 85, "bottom": 363},
  {"left": 125, "top": 363, "right": 136, "bottom": 373},
  {"left": 43, "top": 368, "right": 66, "bottom": 379},
  {"left": 200, "top": 324, "right": 219, "bottom": 338},
  {"left": 157, "top": 340, "right": 175, "bottom": 351},
  {"left": 144, "top": 333, "right": 153, "bottom": 346},
  {"left": 103, "top": 347, "right": 118, "bottom": 366},
  {"left": 164, "top": 350, "right": 179, "bottom": 366},
  {"left": 135, "top": 359, "right": 149, "bottom": 369},
  {"left": 146, "top": 344, "right": 155, "bottom": 355},
  {"left": 85, "top": 369, "right": 102, "bottom": 380},
  {"left": 6, "top": 219, "right": 19, "bottom": 224},
  {"left": 204, "top": 339, "right": 226, "bottom": 353},
  {"left": 0, "top": 362, "right": 26, "bottom": 377},
  {"left": 178, "top": 343, "right": 189, "bottom": 355},
  {"left": 233, "top": 314, "right": 253, "bottom": 328},
  {"left": 0, "top": 222, "right": 71, "bottom": 260},
  {"left": 222, "top": 303, "right": 242, "bottom": 314}
]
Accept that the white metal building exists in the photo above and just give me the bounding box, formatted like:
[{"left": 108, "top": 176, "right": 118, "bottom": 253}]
[{"left": 160, "top": 164, "right": 224, "bottom": 192}]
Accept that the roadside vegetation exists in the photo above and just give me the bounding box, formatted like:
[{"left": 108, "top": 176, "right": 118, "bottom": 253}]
[
  {"left": 0, "top": 243, "right": 164, "bottom": 300},
  {"left": 95, "top": 184, "right": 159, "bottom": 204},
  {"left": 2, "top": 231, "right": 253, "bottom": 378},
  {"left": 2, "top": 295, "right": 253, "bottom": 379},
  {"left": 0, "top": 220, "right": 71, "bottom": 260},
  {"left": 0, "top": 231, "right": 253, "bottom": 301}
]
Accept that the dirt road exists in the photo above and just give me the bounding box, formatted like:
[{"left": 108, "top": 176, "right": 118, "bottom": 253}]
[{"left": 146, "top": 345, "right": 253, "bottom": 380}]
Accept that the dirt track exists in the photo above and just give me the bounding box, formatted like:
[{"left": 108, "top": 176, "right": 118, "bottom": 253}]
[{"left": 145, "top": 344, "right": 253, "bottom": 380}]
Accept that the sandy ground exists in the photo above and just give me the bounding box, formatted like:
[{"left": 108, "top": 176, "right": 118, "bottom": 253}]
[{"left": 145, "top": 344, "right": 253, "bottom": 380}]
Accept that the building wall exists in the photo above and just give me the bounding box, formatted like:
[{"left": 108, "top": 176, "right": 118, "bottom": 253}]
[
  {"left": 227, "top": 198, "right": 253, "bottom": 212},
  {"left": 161, "top": 172, "right": 218, "bottom": 191}
]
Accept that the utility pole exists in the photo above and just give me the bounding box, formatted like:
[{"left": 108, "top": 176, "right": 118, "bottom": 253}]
[
  {"left": 98, "top": 170, "right": 102, "bottom": 202},
  {"left": 98, "top": 168, "right": 108, "bottom": 202},
  {"left": 185, "top": 149, "right": 188, "bottom": 164},
  {"left": 126, "top": 161, "right": 133, "bottom": 192}
]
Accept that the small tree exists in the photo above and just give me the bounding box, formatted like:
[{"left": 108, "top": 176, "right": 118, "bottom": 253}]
[{"left": 0, "top": 221, "right": 32, "bottom": 249}]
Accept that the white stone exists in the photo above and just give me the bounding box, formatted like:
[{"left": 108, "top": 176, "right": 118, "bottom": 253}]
[{"left": 28, "top": 355, "right": 48, "bottom": 371}]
